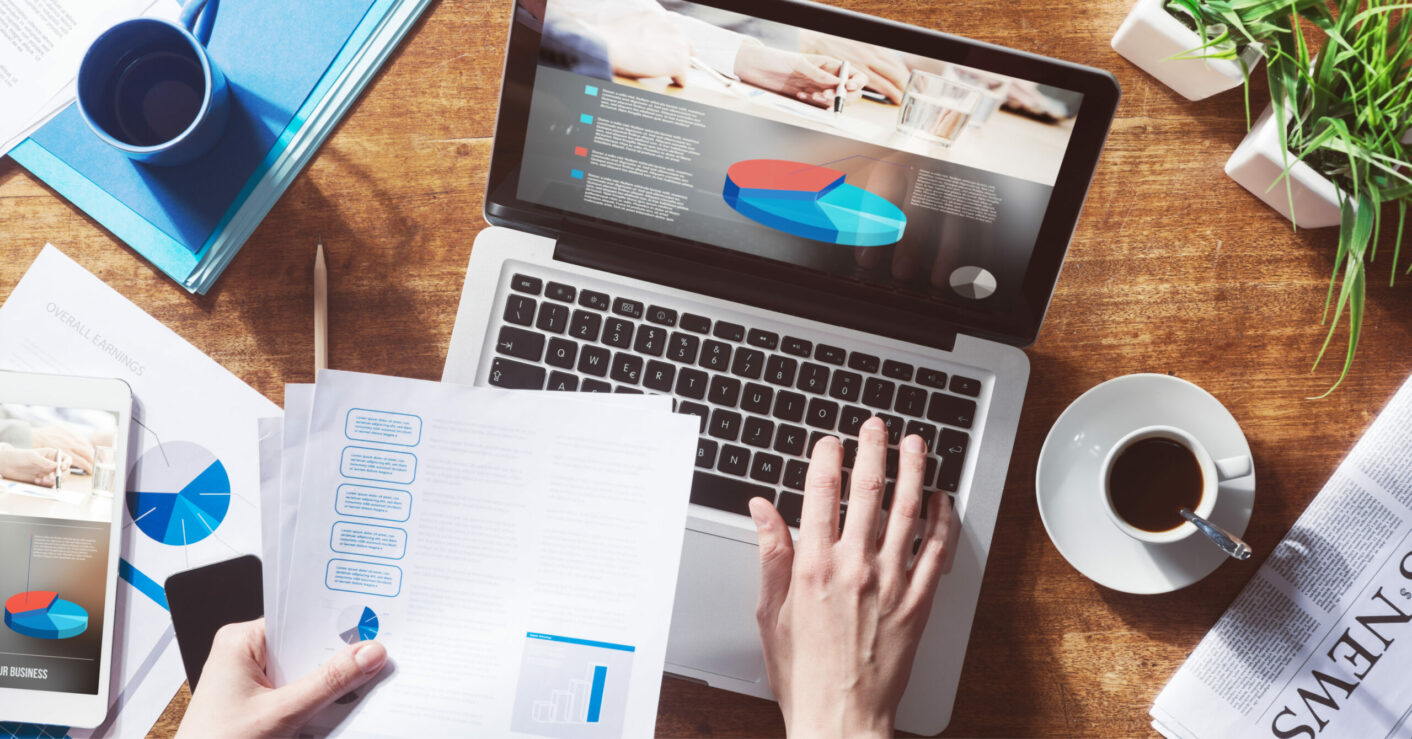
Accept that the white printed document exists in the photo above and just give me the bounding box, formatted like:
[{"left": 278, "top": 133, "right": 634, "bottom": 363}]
[
  {"left": 1151, "top": 373, "right": 1412, "bottom": 739},
  {"left": 273, "top": 370, "right": 697, "bottom": 738}
]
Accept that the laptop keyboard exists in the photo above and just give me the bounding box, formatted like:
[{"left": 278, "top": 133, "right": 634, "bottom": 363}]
[{"left": 486, "top": 271, "right": 982, "bottom": 528}]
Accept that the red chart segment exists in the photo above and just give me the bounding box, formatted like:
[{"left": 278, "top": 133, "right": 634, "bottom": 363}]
[{"left": 722, "top": 159, "right": 907, "bottom": 247}]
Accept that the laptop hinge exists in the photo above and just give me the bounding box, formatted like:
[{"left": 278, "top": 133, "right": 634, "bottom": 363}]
[{"left": 553, "top": 233, "right": 959, "bottom": 353}]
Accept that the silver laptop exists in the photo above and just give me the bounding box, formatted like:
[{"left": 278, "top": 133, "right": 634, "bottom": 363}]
[{"left": 445, "top": 1, "right": 1118, "bottom": 733}]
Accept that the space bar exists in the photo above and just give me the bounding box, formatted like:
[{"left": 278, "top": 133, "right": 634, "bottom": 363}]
[{"left": 691, "top": 472, "right": 776, "bottom": 515}]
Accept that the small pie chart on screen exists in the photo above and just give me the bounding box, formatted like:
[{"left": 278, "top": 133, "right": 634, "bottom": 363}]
[
  {"left": 949, "top": 266, "right": 997, "bottom": 300},
  {"left": 723, "top": 159, "right": 906, "bottom": 246},
  {"left": 338, "top": 605, "right": 380, "bottom": 644},
  {"left": 4, "top": 591, "right": 88, "bottom": 640},
  {"left": 126, "top": 441, "right": 231, "bottom": 546}
]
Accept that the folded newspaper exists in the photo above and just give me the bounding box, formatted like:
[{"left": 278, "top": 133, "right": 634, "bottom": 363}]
[{"left": 1151, "top": 374, "right": 1412, "bottom": 739}]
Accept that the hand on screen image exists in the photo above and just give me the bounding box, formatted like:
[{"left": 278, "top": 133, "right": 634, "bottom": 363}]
[
  {"left": 797, "top": 31, "right": 909, "bottom": 104},
  {"left": 748, "top": 419, "right": 955, "bottom": 738},
  {"left": 598, "top": 9, "right": 691, "bottom": 86},
  {"left": 31, "top": 425, "right": 95, "bottom": 474},
  {"left": 734, "top": 39, "right": 867, "bottom": 109},
  {"left": 0, "top": 444, "right": 64, "bottom": 486},
  {"left": 175, "top": 619, "right": 388, "bottom": 739}
]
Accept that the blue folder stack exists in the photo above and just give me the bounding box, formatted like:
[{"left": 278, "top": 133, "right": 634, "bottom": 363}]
[{"left": 10, "top": 0, "right": 433, "bottom": 294}]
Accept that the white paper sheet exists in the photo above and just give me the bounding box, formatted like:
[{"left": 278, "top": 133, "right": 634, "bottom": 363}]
[
  {"left": 0, "top": 245, "right": 279, "bottom": 736},
  {"left": 271, "top": 369, "right": 697, "bottom": 738},
  {"left": 267, "top": 383, "right": 312, "bottom": 658},
  {"left": 258, "top": 416, "right": 283, "bottom": 629}
]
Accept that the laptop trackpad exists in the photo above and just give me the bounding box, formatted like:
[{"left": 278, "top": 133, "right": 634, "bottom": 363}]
[{"left": 667, "top": 530, "right": 768, "bottom": 686}]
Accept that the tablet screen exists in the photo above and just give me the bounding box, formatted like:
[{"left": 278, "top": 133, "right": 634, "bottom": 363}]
[{"left": 0, "top": 402, "right": 120, "bottom": 696}]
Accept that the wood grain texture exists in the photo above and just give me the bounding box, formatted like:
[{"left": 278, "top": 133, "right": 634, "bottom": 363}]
[{"left": 2, "top": 0, "right": 1410, "bottom": 736}]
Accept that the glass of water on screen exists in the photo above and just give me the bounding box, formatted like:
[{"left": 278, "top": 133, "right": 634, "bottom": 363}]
[
  {"left": 896, "top": 70, "right": 982, "bottom": 147},
  {"left": 92, "top": 445, "right": 116, "bottom": 497}
]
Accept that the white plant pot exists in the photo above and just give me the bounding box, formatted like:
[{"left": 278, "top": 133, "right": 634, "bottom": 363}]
[
  {"left": 1111, "top": 0, "right": 1264, "bottom": 101},
  {"left": 1225, "top": 104, "right": 1345, "bottom": 228}
]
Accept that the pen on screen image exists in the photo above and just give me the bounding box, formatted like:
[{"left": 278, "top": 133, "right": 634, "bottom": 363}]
[
  {"left": 689, "top": 56, "right": 739, "bottom": 88},
  {"left": 833, "top": 60, "right": 850, "bottom": 116}
]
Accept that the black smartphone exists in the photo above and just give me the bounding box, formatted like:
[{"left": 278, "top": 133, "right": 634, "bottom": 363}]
[{"left": 165, "top": 555, "right": 264, "bottom": 690}]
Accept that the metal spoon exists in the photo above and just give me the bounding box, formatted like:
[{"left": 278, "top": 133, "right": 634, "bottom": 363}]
[{"left": 1179, "top": 508, "right": 1252, "bottom": 560}]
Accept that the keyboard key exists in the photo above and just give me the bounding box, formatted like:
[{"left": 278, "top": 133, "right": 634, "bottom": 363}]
[
  {"left": 611, "top": 353, "right": 644, "bottom": 384},
  {"left": 547, "top": 371, "right": 578, "bottom": 391},
  {"left": 633, "top": 325, "right": 667, "bottom": 356},
  {"left": 877, "top": 413, "right": 904, "bottom": 444},
  {"left": 716, "top": 444, "right": 750, "bottom": 474},
  {"left": 678, "top": 401, "right": 709, "bottom": 433},
  {"left": 603, "top": 317, "right": 633, "bottom": 348},
  {"left": 815, "top": 344, "right": 846, "bottom": 365},
  {"left": 545, "top": 337, "right": 576, "bottom": 369},
  {"left": 695, "top": 439, "right": 717, "bottom": 468},
  {"left": 546, "top": 282, "right": 575, "bottom": 302},
  {"left": 511, "top": 274, "right": 542, "bottom": 294},
  {"left": 773, "top": 424, "right": 806, "bottom": 456},
  {"left": 807, "top": 431, "right": 830, "bottom": 456},
  {"left": 676, "top": 367, "right": 708, "bottom": 399},
  {"left": 713, "top": 321, "right": 745, "bottom": 341},
  {"left": 495, "top": 325, "right": 545, "bottom": 362},
  {"left": 783, "top": 461, "right": 808, "bottom": 491},
  {"left": 742, "top": 417, "right": 774, "bottom": 448},
  {"left": 643, "top": 360, "right": 675, "bottom": 392},
  {"left": 806, "top": 397, "right": 839, "bottom": 429},
  {"left": 838, "top": 406, "right": 870, "bottom": 436},
  {"left": 894, "top": 385, "right": 928, "bottom": 417},
  {"left": 615, "top": 386, "right": 644, "bottom": 394},
  {"left": 797, "top": 363, "right": 830, "bottom": 393},
  {"left": 731, "top": 348, "right": 764, "bottom": 380},
  {"left": 773, "top": 391, "right": 806, "bottom": 423},
  {"left": 692, "top": 471, "right": 773, "bottom": 514},
  {"left": 937, "top": 428, "right": 970, "bottom": 492},
  {"left": 613, "top": 297, "right": 644, "bottom": 318},
  {"left": 927, "top": 393, "right": 976, "bottom": 429},
  {"left": 848, "top": 352, "right": 880, "bottom": 373},
  {"left": 708, "top": 375, "right": 742, "bottom": 407},
  {"left": 700, "top": 340, "right": 731, "bottom": 371},
  {"left": 764, "top": 355, "right": 798, "bottom": 387},
  {"left": 488, "top": 358, "right": 544, "bottom": 389},
  {"left": 747, "top": 329, "right": 779, "bottom": 350},
  {"left": 918, "top": 368, "right": 948, "bottom": 389},
  {"left": 863, "top": 378, "right": 895, "bottom": 410},
  {"left": 886, "top": 447, "right": 899, "bottom": 477},
  {"left": 842, "top": 438, "right": 858, "bottom": 469},
  {"left": 646, "top": 305, "right": 677, "bottom": 326},
  {"left": 741, "top": 383, "right": 773, "bottom": 415},
  {"left": 828, "top": 370, "right": 862, "bottom": 402},
  {"left": 750, "top": 452, "right": 785, "bottom": 484},
  {"left": 680, "top": 313, "right": 711, "bottom": 333},
  {"left": 709, "top": 409, "right": 743, "bottom": 441},
  {"left": 905, "top": 420, "right": 938, "bottom": 450},
  {"left": 578, "top": 345, "right": 610, "bottom": 376},
  {"left": 581, "top": 378, "right": 611, "bottom": 392},
  {"left": 950, "top": 374, "right": 982, "bottom": 397},
  {"left": 570, "top": 310, "right": 601, "bottom": 341},
  {"left": 926, "top": 456, "right": 937, "bottom": 485},
  {"left": 777, "top": 491, "right": 804, "bottom": 524},
  {"left": 781, "top": 336, "right": 812, "bottom": 357},
  {"left": 504, "top": 294, "right": 535, "bottom": 326},
  {"left": 667, "top": 332, "right": 700, "bottom": 364},
  {"left": 535, "top": 303, "right": 568, "bottom": 333},
  {"left": 579, "top": 289, "right": 610, "bottom": 311},
  {"left": 882, "top": 359, "right": 914, "bottom": 381}
]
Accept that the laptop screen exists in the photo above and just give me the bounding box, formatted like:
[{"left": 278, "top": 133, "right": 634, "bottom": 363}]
[{"left": 515, "top": 0, "right": 1085, "bottom": 314}]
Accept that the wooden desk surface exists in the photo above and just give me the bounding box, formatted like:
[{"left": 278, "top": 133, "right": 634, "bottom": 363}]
[{"left": 2, "top": 1, "right": 1410, "bottom": 736}]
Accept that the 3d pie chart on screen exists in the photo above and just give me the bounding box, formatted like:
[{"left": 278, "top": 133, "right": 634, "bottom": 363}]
[
  {"left": 949, "top": 266, "right": 998, "bottom": 300},
  {"left": 4, "top": 591, "right": 89, "bottom": 639},
  {"left": 126, "top": 441, "right": 231, "bottom": 546},
  {"left": 338, "top": 605, "right": 380, "bottom": 644},
  {"left": 723, "top": 159, "right": 906, "bottom": 246}
]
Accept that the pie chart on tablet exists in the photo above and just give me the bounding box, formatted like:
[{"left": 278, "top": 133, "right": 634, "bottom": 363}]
[
  {"left": 723, "top": 159, "right": 906, "bottom": 246},
  {"left": 126, "top": 441, "right": 231, "bottom": 546},
  {"left": 4, "top": 591, "right": 88, "bottom": 639}
]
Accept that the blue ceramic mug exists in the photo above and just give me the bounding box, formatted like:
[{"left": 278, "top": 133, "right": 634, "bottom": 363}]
[{"left": 76, "top": 0, "right": 227, "bottom": 167}]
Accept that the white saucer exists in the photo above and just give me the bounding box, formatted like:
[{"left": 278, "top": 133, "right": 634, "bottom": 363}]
[{"left": 1036, "top": 373, "right": 1256, "bottom": 594}]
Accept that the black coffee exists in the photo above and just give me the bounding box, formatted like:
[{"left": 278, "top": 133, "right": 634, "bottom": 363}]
[
  {"left": 1108, "top": 437, "right": 1203, "bottom": 532},
  {"left": 107, "top": 46, "right": 205, "bottom": 147}
]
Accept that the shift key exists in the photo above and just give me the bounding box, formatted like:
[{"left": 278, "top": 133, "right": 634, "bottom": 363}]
[
  {"left": 488, "top": 358, "right": 545, "bottom": 389},
  {"left": 691, "top": 471, "right": 775, "bottom": 515}
]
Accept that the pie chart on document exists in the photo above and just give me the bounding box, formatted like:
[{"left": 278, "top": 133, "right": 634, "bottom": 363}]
[
  {"left": 338, "top": 604, "right": 380, "bottom": 644},
  {"left": 126, "top": 441, "right": 231, "bottom": 546}
]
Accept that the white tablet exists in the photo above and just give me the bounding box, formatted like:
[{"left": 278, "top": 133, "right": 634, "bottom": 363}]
[{"left": 0, "top": 371, "right": 131, "bottom": 728}]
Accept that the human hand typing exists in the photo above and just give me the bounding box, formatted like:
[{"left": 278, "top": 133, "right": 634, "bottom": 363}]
[
  {"left": 175, "top": 618, "right": 388, "bottom": 739},
  {"left": 749, "top": 418, "right": 954, "bottom": 737}
]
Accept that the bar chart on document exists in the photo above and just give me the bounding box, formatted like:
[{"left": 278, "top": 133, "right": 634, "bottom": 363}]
[{"left": 510, "top": 633, "right": 635, "bottom": 738}]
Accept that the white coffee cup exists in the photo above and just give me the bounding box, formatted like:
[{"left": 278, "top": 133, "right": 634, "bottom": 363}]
[{"left": 1100, "top": 425, "right": 1252, "bottom": 544}]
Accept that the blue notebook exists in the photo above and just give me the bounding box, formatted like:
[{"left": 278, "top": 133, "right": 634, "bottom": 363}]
[{"left": 11, "top": 0, "right": 392, "bottom": 293}]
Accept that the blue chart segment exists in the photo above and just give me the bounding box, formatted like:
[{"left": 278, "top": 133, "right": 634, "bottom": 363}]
[
  {"left": 723, "top": 159, "right": 907, "bottom": 247},
  {"left": 126, "top": 441, "right": 231, "bottom": 546},
  {"left": 4, "top": 591, "right": 89, "bottom": 640},
  {"left": 338, "top": 605, "right": 380, "bottom": 644},
  {"left": 510, "top": 633, "right": 635, "bottom": 738}
]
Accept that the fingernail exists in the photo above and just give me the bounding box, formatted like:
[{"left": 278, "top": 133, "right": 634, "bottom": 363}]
[
  {"left": 748, "top": 498, "right": 767, "bottom": 524},
  {"left": 904, "top": 435, "right": 924, "bottom": 453},
  {"left": 863, "top": 417, "right": 886, "bottom": 432},
  {"left": 354, "top": 641, "right": 387, "bottom": 673}
]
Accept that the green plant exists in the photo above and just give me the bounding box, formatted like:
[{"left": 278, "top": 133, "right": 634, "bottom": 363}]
[{"left": 1266, "top": 0, "right": 1412, "bottom": 395}]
